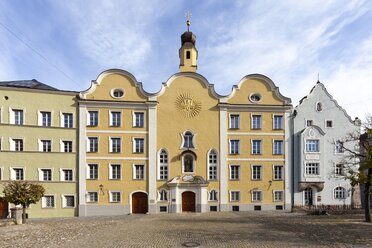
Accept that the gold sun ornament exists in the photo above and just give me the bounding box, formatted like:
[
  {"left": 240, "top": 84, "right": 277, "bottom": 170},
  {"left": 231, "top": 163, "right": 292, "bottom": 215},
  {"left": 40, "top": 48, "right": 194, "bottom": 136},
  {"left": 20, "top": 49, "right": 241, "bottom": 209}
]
[{"left": 175, "top": 93, "right": 202, "bottom": 118}]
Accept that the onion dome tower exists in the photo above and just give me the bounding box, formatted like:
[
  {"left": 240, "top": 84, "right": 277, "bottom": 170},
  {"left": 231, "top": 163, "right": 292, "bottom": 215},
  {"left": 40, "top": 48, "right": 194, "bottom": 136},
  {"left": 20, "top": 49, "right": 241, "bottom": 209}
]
[{"left": 179, "top": 13, "right": 198, "bottom": 72}]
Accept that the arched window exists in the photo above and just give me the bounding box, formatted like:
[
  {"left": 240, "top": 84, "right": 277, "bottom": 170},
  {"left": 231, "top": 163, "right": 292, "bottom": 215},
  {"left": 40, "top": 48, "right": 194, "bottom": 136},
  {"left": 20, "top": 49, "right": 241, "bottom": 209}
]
[
  {"left": 159, "top": 189, "right": 168, "bottom": 201},
  {"left": 334, "top": 187, "right": 346, "bottom": 199},
  {"left": 316, "top": 102, "right": 322, "bottom": 112},
  {"left": 183, "top": 131, "right": 194, "bottom": 148},
  {"left": 209, "top": 190, "right": 218, "bottom": 201},
  {"left": 208, "top": 150, "right": 218, "bottom": 180},
  {"left": 158, "top": 149, "right": 168, "bottom": 180},
  {"left": 183, "top": 154, "right": 194, "bottom": 173}
]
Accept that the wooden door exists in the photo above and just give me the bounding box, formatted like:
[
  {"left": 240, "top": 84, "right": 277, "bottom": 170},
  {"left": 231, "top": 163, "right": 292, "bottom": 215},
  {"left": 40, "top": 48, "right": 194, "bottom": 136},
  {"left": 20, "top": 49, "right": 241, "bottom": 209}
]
[
  {"left": 132, "top": 192, "right": 148, "bottom": 214},
  {"left": 0, "top": 198, "right": 8, "bottom": 218},
  {"left": 182, "top": 191, "right": 195, "bottom": 212}
]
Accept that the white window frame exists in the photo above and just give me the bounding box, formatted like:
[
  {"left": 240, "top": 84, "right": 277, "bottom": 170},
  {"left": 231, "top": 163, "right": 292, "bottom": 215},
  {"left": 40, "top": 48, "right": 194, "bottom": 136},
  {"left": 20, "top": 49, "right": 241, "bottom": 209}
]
[
  {"left": 181, "top": 130, "right": 196, "bottom": 149},
  {"left": 38, "top": 110, "right": 52, "bottom": 127},
  {"left": 251, "top": 114, "right": 262, "bottom": 129},
  {"left": 132, "top": 111, "right": 145, "bottom": 128},
  {"left": 335, "top": 140, "right": 344, "bottom": 154},
  {"left": 208, "top": 189, "right": 218, "bottom": 201},
  {"left": 133, "top": 164, "right": 145, "bottom": 180},
  {"left": 0, "top": 167, "right": 3, "bottom": 180},
  {"left": 60, "top": 168, "right": 74, "bottom": 181},
  {"left": 87, "top": 191, "right": 99, "bottom": 203},
  {"left": 158, "top": 149, "right": 169, "bottom": 180},
  {"left": 61, "top": 194, "right": 76, "bottom": 208},
  {"left": 251, "top": 165, "right": 262, "bottom": 180},
  {"left": 61, "top": 112, "right": 73, "bottom": 128},
  {"left": 38, "top": 139, "right": 52, "bottom": 152},
  {"left": 10, "top": 108, "right": 25, "bottom": 125},
  {"left": 109, "top": 137, "right": 121, "bottom": 153},
  {"left": 273, "top": 115, "right": 283, "bottom": 130},
  {"left": 229, "top": 139, "right": 240, "bottom": 155},
  {"left": 229, "top": 114, "right": 240, "bottom": 129},
  {"left": 335, "top": 164, "right": 344, "bottom": 177},
  {"left": 207, "top": 149, "right": 218, "bottom": 180},
  {"left": 87, "top": 110, "right": 99, "bottom": 126},
  {"left": 251, "top": 139, "right": 262, "bottom": 155},
  {"left": 273, "top": 165, "right": 284, "bottom": 180},
  {"left": 109, "top": 191, "right": 122, "bottom": 203},
  {"left": 252, "top": 190, "right": 262, "bottom": 202},
  {"left": 42, "top": 194, "right": 56, "bottom": 208},
  {"left": 133, "top": 137, "right": 145, "bottom": 153},
  {"left": 10, "top": 138, "right": 24, "bottom": 151},
  {"left": 333, "top": 186, "right": 346, "bottom": 199},
  {"left": 10, "top": 167, "right": 25, "bottom": 180},
  {"left": 305, "top": 163, "right": 320, "bottom": 175},
  {"left": 109, "top": 110, "right": 122, "bottom": 127},
  {"left": 38, "top": 168, "right": 53, "bottom": 181},
  {"left": 109, "top": 163, "right": 122, "bottom": 180},
  {"left": 87, "top": 164, "right": 99, "bottom": 180},
  {"left": 273, "top": 140, "right": 283, "bottom": 155},
  {"left": 158, "top": 189, "right": 169, "bottom": 202},
  {"left": 229, "top": 165, "right": 240, "bottom": 180},
  {"left": 87, "top": 137, "right": 99, "bottom": 152},
  {"left": 60, "top": 140, "right": 73, "bottom": 153},
  {"left": 273, "top": 190, "right": 284, "bottom": 202},
  {"left": 230, "top": 190, "right": 240, "bottom": 202},
  {"left": 181, "top": 153, "right": 196, "bottom": 173},
  {"left": 305, "top": 139, "right": 320, "bottom": 153}
]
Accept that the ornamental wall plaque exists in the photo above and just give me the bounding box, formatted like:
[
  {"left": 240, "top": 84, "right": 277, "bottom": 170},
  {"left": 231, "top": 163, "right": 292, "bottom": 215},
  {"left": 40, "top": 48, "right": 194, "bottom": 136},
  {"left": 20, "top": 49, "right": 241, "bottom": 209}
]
[{"left": 175, "top": 93, "right": 202, "bottom": 118}]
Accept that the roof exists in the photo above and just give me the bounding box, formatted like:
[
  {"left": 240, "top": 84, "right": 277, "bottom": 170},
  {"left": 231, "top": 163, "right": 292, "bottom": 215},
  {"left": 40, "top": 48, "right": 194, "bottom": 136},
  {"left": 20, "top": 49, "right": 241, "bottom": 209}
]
[{"left": 0, "top": 79, "right": 58, "bottom": 91}]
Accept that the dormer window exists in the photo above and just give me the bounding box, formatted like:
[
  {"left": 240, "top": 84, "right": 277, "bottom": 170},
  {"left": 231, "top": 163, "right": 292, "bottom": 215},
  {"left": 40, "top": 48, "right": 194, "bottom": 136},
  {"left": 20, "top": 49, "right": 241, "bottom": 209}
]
[
  {"left": 111, "top": 89, "right": 124, "bottom": 98},
  {"left": 183, "top": 131, "right": 194, "bottom": 149}
]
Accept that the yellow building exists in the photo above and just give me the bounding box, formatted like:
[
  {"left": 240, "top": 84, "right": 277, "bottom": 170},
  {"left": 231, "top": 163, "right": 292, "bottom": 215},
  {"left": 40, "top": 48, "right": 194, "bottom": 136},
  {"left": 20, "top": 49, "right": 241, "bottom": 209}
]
[
  {"left": 78, "top": 25, "right": 292, "bottom": 215},
  {"left": 0, "top": 80, "right": 78, "bottom": 218}
]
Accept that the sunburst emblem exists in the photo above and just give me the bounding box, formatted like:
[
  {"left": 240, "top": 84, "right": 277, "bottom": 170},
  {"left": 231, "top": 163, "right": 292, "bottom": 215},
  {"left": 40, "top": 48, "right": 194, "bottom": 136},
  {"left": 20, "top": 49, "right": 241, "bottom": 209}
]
[{"left": 175, "top": 93, "right": 202, "bottom": 118}]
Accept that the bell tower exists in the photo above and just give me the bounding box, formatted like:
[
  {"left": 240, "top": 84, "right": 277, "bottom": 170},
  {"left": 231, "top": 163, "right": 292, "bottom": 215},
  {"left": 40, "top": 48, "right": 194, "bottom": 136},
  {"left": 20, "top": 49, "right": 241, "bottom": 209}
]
[{"left": 179, "top": 12, "right": 198, "bottom": 72}]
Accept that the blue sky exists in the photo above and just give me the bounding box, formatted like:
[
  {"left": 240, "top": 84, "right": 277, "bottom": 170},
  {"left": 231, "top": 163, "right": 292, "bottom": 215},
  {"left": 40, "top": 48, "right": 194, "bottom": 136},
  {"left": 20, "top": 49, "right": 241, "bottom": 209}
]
[{"left": 1, "top": 0, "right": 372, "bottom": 119}]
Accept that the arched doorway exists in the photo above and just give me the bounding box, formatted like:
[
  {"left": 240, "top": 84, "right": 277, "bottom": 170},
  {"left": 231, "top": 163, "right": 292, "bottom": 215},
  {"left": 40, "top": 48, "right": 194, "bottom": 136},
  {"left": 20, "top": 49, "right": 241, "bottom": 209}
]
[
  {"left": 182, "top": 191, "right": 195, "bottom": 212},
  {"left": 0, "top": 198, "right": 8, "bottom": 218},
  {"left": 304, "top": 188, "right": 313, "bottom": 206},
  {"left": 132, "top": 192, "right": 148, "bottom": 214}
]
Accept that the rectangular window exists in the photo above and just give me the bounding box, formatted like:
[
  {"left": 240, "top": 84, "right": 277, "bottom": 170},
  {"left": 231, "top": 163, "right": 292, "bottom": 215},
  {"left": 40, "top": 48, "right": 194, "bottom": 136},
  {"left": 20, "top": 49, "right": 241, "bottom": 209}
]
[
  {"left": 41, "top": 140, "right": 52, "bottom": 152},
  {"left": 159, "top": 165, "right": 168, "bottom": 180},
  {"left": 134, "top": 112, "right": 144, "bottom": 127},
  {"left": 209, "top": 165, "right": 217, "bottom": 180},
  {"left": 252, "top": 191, "right": 262, "bottom": 201},
  {"left": 252, "top": 165, "right": 262, "bottom": 180},
  {"left": 110, "top": 164, "right": 121, "bottom": 180},
  {"left": 134, "top": 138, "right": 144, "bottom": 153},
  {"left": 62, "top": 169, "right": 73, "bottom": 181},
  {"left": 134, "top": 164, "right": 145, "bottom": 180},
  {"left": 274, "top": 191, "right": 284, "bottom": 202},
  {"left": 88, "top": 111, "right": 98, "bottom": 126},
  {"left": 305, "top": 163, "right": 320, "bottom": 175},
  {"left": 110, "top": 192, "right": 121, "bottom": 203},
  {"left": 252, "top": 140, "right": 262, "bottom": 154},
  {"left": 306, "top": 140, "right": 319, "bottom": 152},
  {"left": 63, "top": 141, "right": 73, "bottom": 153},
  {"left": 229, "top": 114, "right": 240, "bottom": 129},
  {"left": 251, "top": 115, "right": 262, "bottom": 129},
  {"left": 41, "top": 169, "right": 52, "bottom": 181},
  {"left": 230, "top": 140, "right": 240, "bottom": 154},
  {"left": 87, "top": 192, "right": 98, "bottom": 203},
  {"left": 63, "top": 113, "right": 73, "bottom": 128},
  {"left": 230, "top": 165, "right": 240, "bottom": 180},
  {"left": 42, "top": 195, "right": 55, "bottom": 208},
  {"left": 87, "top": 164, "right": 98, "bottom": 179},
  {"left": 273, "top": 140, "right": 283, "bottom": 155},
  {"left": 335, "top": 164, "right": 344, "bottom": 176},
  {"left": 306, "top": 120, "right": 313, "bottom": 127},
  {"left": 273, "top": 115, "right": 283, "bottom": 129},
  {"left": 110, "top": 111, "right": 121, "bottom": 127},
  {"left": 63, "top": 195, "right": 75, "bottom": 208},
  {"left": 273, "top": 165, "right": 284, "bottom": 180},
  {"left": 88, "top": 137, "right": 98, "bottom": 152},
  {"left": 326, "top": 120, "right": 333, "bottom": 128},
  {"left": 14, "top": 168, "right": 24, "bottom": 180},
  {"left": 110, "top": 138, "right": 121, "bottom": 153},
  {"left": 14, "top": 109, "right": 24, "bottom": 125},
  {"left": 230, "top": 191, "right": 240, "bottom": 202},
  {"left": 41, "top": 111, "right": 52, "bottom": 127},
  {"left": 335, "top": 141, "right": 344, "bottom": 153},
  {"left": 13, "top": 139, "right": 24, "bottom": 151}
]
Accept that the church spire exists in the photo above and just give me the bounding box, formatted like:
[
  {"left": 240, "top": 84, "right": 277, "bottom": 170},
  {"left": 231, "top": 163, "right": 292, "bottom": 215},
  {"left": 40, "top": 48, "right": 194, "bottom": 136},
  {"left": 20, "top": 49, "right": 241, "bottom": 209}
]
[{"left": 179, "top": 12, "right": 198, "bottom": 72}]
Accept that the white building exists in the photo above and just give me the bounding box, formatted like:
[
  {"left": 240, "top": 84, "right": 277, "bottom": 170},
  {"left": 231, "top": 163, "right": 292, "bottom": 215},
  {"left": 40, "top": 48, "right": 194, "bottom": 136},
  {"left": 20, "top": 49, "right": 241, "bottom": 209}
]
[{"left": 292, "top": 81, "right": 359, "bottom": 208}]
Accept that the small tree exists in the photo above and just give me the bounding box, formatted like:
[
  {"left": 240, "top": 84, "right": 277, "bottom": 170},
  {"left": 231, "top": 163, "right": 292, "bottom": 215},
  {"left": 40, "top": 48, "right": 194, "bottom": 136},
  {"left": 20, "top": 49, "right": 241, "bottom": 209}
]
[
  {"left": 337, "top": 116, "right": 372, "bottom": 222},
  {"left": 2, "top": 181, "right": 45, "bottom": 223}
]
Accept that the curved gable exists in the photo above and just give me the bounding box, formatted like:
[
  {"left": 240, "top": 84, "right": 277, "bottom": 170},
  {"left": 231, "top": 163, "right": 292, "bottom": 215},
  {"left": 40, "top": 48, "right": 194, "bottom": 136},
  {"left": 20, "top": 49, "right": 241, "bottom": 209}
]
[
  {"left": 224, "top": 74, "right": 291, "bottom": 105},
  {"left": 80, "top": 69, "right": 149, "bottom": 101}
]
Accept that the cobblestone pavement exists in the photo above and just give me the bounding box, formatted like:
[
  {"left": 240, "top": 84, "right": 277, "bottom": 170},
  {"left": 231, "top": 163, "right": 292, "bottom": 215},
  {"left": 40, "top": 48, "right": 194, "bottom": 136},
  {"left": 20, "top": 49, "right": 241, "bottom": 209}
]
[{"left": 1, "top": 212, "right": 372, "bottom": 248}]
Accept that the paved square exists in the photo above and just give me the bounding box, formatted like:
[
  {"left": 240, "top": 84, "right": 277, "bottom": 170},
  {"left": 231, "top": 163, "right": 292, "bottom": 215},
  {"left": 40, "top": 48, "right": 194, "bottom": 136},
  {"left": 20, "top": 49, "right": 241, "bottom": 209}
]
[{"left": 1, "top": 212, "right": 371, "bottom": 247}]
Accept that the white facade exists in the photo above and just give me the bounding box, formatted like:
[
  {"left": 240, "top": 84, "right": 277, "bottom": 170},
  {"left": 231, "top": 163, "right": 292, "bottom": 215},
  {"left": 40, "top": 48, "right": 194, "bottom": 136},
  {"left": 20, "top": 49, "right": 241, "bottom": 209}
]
[{"left": 292, "top": 82, "right": 359, "bottom": 207}]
